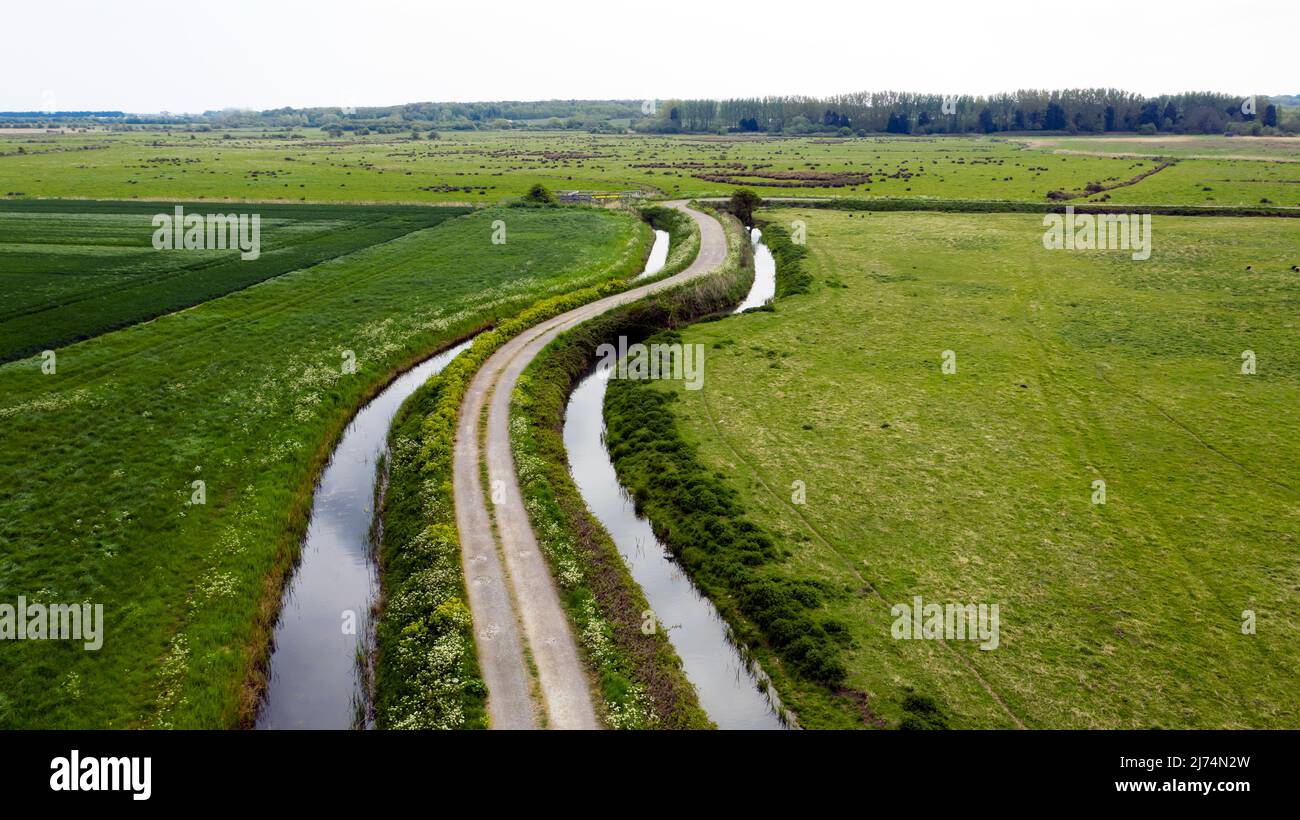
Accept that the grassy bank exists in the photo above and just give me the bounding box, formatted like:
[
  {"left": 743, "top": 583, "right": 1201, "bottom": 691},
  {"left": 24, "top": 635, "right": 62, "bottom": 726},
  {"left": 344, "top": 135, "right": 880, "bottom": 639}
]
[{"left": 601, "top": 272, "right": 872, "bottom": 728}]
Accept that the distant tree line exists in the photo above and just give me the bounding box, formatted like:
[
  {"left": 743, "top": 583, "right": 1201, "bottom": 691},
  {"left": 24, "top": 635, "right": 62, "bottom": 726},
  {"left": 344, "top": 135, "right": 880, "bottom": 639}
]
[
  {"left": 634, "top": 90, "right": 1298, "bottom": 136},
  {"left": 4, "top": 92, "right": 1296, "bottom": 136},
  {"left": 205, "top": 100, "right": 644, "bottom": 133}
]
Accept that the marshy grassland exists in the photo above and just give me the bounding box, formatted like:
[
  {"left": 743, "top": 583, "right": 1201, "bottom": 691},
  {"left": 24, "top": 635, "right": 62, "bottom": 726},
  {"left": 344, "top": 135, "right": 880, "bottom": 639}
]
[{"left": 6, "top": 129, "right": 1300, "bottom": 207}]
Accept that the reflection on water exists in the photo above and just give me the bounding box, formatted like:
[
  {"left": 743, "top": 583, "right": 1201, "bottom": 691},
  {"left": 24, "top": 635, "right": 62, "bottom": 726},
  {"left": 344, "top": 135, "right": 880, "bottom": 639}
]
[
  {"left": 257, "top": 339, "right": 473, "bottom": 730},
  {"left": 564, "top": 364, "right": 787, "bottom": 729},
  {"left": 635, "top": 229, "right": 671, "bottom": 279},
  {"left": 733, "top": 228, "right": 776, "bottom": 313}
]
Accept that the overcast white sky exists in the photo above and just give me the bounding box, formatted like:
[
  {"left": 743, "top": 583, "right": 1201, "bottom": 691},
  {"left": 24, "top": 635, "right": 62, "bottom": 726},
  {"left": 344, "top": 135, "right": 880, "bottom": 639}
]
[{"left": 3, "top": 0, "right": 1295, "bottom": 113}]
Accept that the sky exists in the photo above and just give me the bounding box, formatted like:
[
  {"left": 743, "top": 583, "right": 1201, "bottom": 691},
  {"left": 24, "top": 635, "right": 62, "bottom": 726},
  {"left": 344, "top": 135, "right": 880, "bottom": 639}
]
[{"left": 3, "top": 0, "right": 1295, "bottom": 113}]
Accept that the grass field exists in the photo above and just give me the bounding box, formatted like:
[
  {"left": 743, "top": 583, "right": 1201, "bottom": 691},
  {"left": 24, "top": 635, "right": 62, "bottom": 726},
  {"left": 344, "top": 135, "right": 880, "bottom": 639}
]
[
  {"left": 5, "top": 129, "right": 1300, "bottom": 207},
  {"left": 1024, "top": 134, "right": 1300, "bottom": 161},
  {"left": 0, "top": 205, "right": 646, "bottom": 728},
  {"left": 0, "top": 200, "right": 461, "bottom": 361},
  {"left": 624, "top": 208, "right": 1300, "bottom": 728},
  {"left": 4, "top": 124, "right": 1299, "bottom": 732}
]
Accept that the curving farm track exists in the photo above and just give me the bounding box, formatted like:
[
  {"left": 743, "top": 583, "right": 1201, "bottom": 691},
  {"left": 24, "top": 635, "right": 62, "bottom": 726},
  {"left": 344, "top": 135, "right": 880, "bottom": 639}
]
[{"left": 452, "top": 201, "right": 729, "bottom": 729}]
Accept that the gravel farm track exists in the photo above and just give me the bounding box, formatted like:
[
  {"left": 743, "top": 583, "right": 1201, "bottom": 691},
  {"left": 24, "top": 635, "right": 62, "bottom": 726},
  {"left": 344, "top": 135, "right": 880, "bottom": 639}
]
[{"left": 452, "top": 200, "right": 728, "bottom": 729}]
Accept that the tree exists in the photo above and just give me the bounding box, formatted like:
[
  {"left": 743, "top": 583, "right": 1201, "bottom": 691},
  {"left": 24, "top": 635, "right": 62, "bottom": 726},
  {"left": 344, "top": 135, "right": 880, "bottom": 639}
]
[
  {"left": 729, "top": 188, "right": 762, "bottom": 227},
  {"left": 1264, "top": 104, "right": 1278, "bottom": 128},
  {"left": 522, "top": 183, "right": 555, "bottom": 204},
  {"left": 1187, "top": 105, "right": 1227, "bottom": 134},
  {"left": 1139, "top": 101, "right": 1161, "bottom": 127},
  {"left": 1043, "top": 102, "right": 1067, "bottom": 130},
  {"left": 978, "top": 107, "right": 996, "bottom": 133}
]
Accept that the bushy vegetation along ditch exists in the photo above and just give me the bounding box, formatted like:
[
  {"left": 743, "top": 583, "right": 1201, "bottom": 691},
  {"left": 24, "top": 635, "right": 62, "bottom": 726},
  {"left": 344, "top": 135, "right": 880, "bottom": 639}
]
[
  {"left": 374, "top": 210, "right": 672, "bottom": 728},
  {"left": 506, "top": 213, "right": 746, "bottom": 728},
  {"left": 639, "top": 204, "right": 699, "bottom": 279},
  {"left": 599, "top": 215, "right": 883, "bottom": 725},
  {"left": 604, "top": 375, "right": 855, "bottom": 697},
  {"left": 753, "top": 220, "right": 811, "bottom": 298}
]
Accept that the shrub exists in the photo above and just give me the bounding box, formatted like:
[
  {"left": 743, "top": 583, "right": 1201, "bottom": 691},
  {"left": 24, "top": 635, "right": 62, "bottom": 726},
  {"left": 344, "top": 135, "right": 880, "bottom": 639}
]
[
  {"left": 729, "top": 188, "right": 763, "bottom": 226},
  {"left": 522, "top": 183, "right": 556, "bottom": 204},
  {"left": 899, "top": 691, "right": 950, "bottom": 730}
]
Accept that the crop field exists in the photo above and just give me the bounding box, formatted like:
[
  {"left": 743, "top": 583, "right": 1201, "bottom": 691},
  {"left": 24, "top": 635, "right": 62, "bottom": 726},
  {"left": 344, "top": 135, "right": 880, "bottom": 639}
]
[
  {"left": 626, "top": 208, "right": 1300, "bottom": 728},
  {"left": 5, "top": 129, "right": 1300, "bottom": 207},
  {"left": 0, "top": 200, "right": 460, "bottom": 361},
  {"left": 0, "top": 205, "right": 647, "bottom": 728}
]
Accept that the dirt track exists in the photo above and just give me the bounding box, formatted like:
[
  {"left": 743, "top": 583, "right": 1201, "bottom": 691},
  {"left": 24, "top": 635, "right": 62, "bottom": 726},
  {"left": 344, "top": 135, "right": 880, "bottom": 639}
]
[{"left": 452, "top": 200, "right": 728, "bottom": 729}]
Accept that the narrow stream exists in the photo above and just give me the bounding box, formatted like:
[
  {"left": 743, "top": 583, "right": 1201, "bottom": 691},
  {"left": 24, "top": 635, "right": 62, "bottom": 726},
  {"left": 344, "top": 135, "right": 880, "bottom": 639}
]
[
  {"left": 733, "top": 228, "right": 776, "bottom": 312},
  {"left": 257, "top": 339, "right": 473, "bottom": 729},
  {"left": 565, "top": 366, "right": 787, "bottom": 729},
  {"left": 635, "top": 229, "right": 670, "bottom": 279},
  {"left": 563, "top": 227, "right": 787, "bottom": 728}
]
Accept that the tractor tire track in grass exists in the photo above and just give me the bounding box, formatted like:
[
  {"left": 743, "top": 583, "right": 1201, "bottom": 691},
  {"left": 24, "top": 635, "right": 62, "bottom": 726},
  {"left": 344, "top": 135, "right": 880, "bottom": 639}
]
[
  {"left": 1014, "top": 275, "right": 1296, "bottom": 716},
  {"left": 452, "top": 201, "right": 727, "bottom": 729},
  {"left": 697, "top": 378, "right": 1027, "bottom": 729}
]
